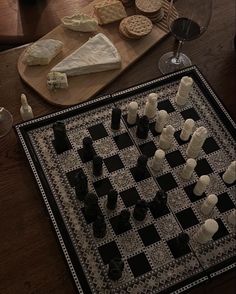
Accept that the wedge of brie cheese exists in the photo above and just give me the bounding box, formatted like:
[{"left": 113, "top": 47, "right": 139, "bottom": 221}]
[
  {"left": 61, "top": 13, "right": 98, "bottom": 32},
  {"left": 23, "top": 39, "right": 63, "bottom": 66},
  {"left": 51, "top": 33, "right": 121, "bottom": 76}
]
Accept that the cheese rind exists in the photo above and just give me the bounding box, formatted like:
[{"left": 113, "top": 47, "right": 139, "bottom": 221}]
[
  {"left": 47, "top": 72, "right": 68, "bottom": 90},
  {"left": 23, "top": 39, "right": 63, "bottom": 66},
  {"left": 51, "top": 33, "right": 121, "bottom": 77},
  {"left": 61, "top": 13, "right": 98, "bottom": 32}
]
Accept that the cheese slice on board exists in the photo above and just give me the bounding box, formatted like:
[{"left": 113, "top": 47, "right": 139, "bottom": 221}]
[
  {"left": 94, "top": 0, "right": 127, "bottom": 24},
  {"left": 61, "top": 13, "right": 98, "bottom": 32},
  {"left": 51, "top": 33, "right": 121, "bottom": 76}
]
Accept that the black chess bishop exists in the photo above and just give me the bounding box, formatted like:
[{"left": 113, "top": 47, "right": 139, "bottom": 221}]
[
  {"left": 136, "top": 115, "right": 149, "bottom": 139},
  {"left": 134, "top": 155, "right": 148, "bottom": 181},
  {"left": 133, "top": 199, "right": 148, "bottom": 221},
  {"left": 111, "top": 107, "right": 122, "bottom": 131},
  {"left": 74, "top": 169, "right": 88, "bottom": 201},
  {"left": 149, "top": 189, "right": 168, "bottom": 218},
  {"left": 106, "top": 189, "right": 118, "bottom": 210},
  {"left": 83, "top": 136, "right": 95, "bottom": 161},
  {"left": 53, "top": 121, "right": 71, "bottom": 154},
  {"left": 117, "top": 209, "right": 131, "bottom": 231}
]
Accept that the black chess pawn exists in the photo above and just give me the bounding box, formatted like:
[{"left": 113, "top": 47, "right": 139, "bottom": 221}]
[
  {"left": 83, "top": 136, "right": 95, "bottom": 161},
  {"left": 93, "top": 155, "right": 103, "bottom": 177},
  {"left": 117, "top": 209, "right": 130, "bottom": 231},
  {"left": 84, "top": 193, "right": 99, "bottom": 222},
  {"left": 111, "top": 107, "right": 121, "bottom": 131},
  {"left": 136, "top": 115, "right": 149, "bottom": 139},
  {"left": 108, "top": 257, "right": 124, "bottom": 281},
  {"left": 93, "top": 214, "right": 107, "bottom": 238},
  {"left": 149, "top": 189, "right": 168, "bottom": 218},
  {"left": 134, "top": 155, "right": 148, "bottom": 181},
  {"left": 106, "top": 189, "right": 118, "bottom": 210},
  {"left": 53, "top": 121, "right": 71, "bottom": 154},
  {"left": 74, "top": 169, "right": 88, "bottom": 201},
  {"left": 133, "top": 199, "right": 148, "bottom": 221}
]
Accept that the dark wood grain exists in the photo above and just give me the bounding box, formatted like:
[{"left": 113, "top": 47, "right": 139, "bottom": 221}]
[{"left": 0, "top": 0, "right": 235, "bottom": 293}]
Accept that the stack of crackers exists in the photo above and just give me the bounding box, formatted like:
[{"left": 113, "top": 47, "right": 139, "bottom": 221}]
[{"left": 135, "top": 0, "right": 164, "bottom": 23}]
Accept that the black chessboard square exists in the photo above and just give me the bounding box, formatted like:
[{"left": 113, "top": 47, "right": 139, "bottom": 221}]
[
  {"left": 93, "top": 178, "right": 113, "bottom": 197},
  {"left": 219, "top": 172, "right": 236, "bottom": 188},
  {"left": 110, "top": 214, "right": 132, "bottom": 235},
  {"left": 181, "top": 108, "right": 200, "bottom": 121},
  {"left": 158, "top": 99, "right": 175, "bottom": 113},
  {"left": 88, "top": 123, "right": 108, "bottom": 141},
  {"left": 104, "top": 155, "right": 124, "bottom": 173},
  {"left": 149, "top": 201, "right": 170, "bottom": 218},
  {"left": 113, "top": 132, "right": 133, "bottom": 150},
  {"left": 216, "top": 192, "right": 235, "bottom": 213},
  {"left": 139, "top": 141, "right": 157, "bottom": 158},
  {"left": 212, "top": 219, "right": 229, "bottom": 241},
  {"left": 149, "top": 122, "right": 159, "bottom": 137},
  {"left": 167, "top": 236, "right": 191, "bottom": 259},
  {"left": 81, "top": 206, "right": 102, "bottom": 224},
  {"left": 176, "top": 208, "right": 199, "bottom": 229},
  {"left": 184, "top": 183, "right": 206, "bottom": 202},
  {"left": 120, "top": 187, "right": 141, "bottom": 207},
  {"left": 166, "top": 150, "right": 186, "bottom": 168},
  {"left": 130, "top": 166, "right": 151, "bottom": 182},
  {"left": 52, "top": 138, "right": 72, "bottom": 154},
  {"left": 195, "top": 158, "right": 213, "bottom": 176},
  {"left": 77, "top": 147, "right": 96, "bottom": 163},
  {"left": 202, "top": 137, "right": 220, "bottom": 154},
  {"left": 128, "top": 253, "right": 152, "bottom": 278},
  {"left": 98, "top": 241, "right": 121, "bottom": 264},
  {"left": 66, "top": 168, "right": 83, "bottom": 187},
  {"left": 174, "top": 130, "right": 191, "bottom": 145},
  {"left": 138, "top": 224, "right": 161, "bottom": 246},
  {"left": 156, "top": 173, "right": 178, "bottom": 191}
]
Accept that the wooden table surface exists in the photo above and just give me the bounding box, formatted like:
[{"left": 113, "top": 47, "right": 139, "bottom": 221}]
[{"left": 0, "top": 0, "right": 236, "bottom": 293}]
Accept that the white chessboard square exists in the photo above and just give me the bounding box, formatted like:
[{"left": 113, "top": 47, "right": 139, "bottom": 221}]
[{"left": 155, "top": 214, "right": 182, "bottom": 240}]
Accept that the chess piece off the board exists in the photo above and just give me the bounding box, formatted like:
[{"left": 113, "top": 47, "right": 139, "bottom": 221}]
[
  {"left": 133, "top": 199, "right": 148, "bottom": 221},
  {"left": 53, "top": 121, "right": 71, "bottom": 154},
  {"left": 20, "top": 94, "right": 34, "bottom": 121},
  {"left": 108, "top": 257, "right": 124, "bottom": 281},
  {"left": 175, "top": 76, "right": 193, "bottom": 106},
  {"left": 107, "top": 189, "right": 118, "bottom": 210},
  {"left": 93, "top": 214, "right": 107, "bottom": 238},
  {"left": 75, "top": 169, "right": 88, "bottom": 201},
  {"left": 193, "top": 219, "right": 219, "bottom": 244},
  {"left": 222, "top": 161, "right": 236, "bottom": 184},
  {"left": 186, "top": 126, "right": 207, "bottom": 158},
  {"left": 144, "top": 93, "right": 158, "bottom": 119},
  {"left": 155, "top": 110, "right": 169, "bottom": 133}
]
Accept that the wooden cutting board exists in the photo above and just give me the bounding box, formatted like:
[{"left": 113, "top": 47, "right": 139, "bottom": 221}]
[{"left": 17, "top": 0, "right": 176, "bottom": 107}]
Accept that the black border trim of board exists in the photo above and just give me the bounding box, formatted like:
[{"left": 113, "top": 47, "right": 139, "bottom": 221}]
[{"left": 15, "top": 66, "right": 236, "bottom": 294}]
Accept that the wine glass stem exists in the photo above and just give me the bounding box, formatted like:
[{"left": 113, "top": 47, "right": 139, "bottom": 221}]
[{"left": 173, "top": 40, "right": 184, "bottom": 64}]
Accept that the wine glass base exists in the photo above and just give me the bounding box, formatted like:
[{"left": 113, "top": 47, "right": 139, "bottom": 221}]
[
  {"left": 158, "top": 51, "right": 192, "bottom": 74},
  {"left": 0, "top": 108, "right": 13, "bottom": 138}
]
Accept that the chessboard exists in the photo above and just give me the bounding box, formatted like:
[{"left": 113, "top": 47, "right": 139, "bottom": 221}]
[{"left": 15, "top": 66, "right": 236, "bottom": 294}]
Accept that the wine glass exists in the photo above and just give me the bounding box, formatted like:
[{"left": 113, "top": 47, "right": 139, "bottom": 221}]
[
  {"left": 159, "top": 0, "right": 213, "bottom": 74},
  {"left": 0, "top": 107, "right": 13, "bottom": 138}
]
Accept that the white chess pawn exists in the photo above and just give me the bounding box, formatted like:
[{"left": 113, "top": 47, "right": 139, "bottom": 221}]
[
  {"left": 155, "top": 110, "right": 169, "bottom": 133},
  {"left": 151, "top": 149, "right": 165, "bottom": 171},
  {"left": 200, "top": 194, "right": 218, "bottom": 216},
  {"left": 222, "top": 161, "right": 236, "bottom": 184},
  {"left": 193, "top": 219, "right": 219, "bottom": 244},
  {"left": 20, "top": 93, "right": 34, "bottom": 121},
  {"left": 144, "top": 93, "right": 158, "bottom": 119},
  {"left": 181, "top": 158, "right": 197, "bottom": 180},
  {"left": 175, "top": 76, "right": 193, "bottom": 106},
  {"left": 127, "top": 101, "right": 138, "bottom": 125},
  {"left": 186, "top": 127, "right": 208, "bottom": 158},
  {"left": 193, "top": 175, "right": 210, "bottom": 196},
  {"left": 228, "top": 210, "right": 236, "bottom": 226},
  {"left": 159, "top": 125, "right": 175, "bottom": 150},
  {"left": 180, "top": 119, "right": 195, "bottom": 141}
]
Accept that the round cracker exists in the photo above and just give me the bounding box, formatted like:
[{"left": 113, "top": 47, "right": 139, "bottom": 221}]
[
  {"left": 135, "top": 0, "right": 162, "bottom": 14},
  {"left": 125, "top": 15, "right": 153, "bottom": 37}
]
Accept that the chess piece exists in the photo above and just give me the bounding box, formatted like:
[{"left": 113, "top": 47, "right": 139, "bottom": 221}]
[
  {"left": 175, "top": 76, "right": 193, "bottom": 106},
  {"left": 84, "top": 193, "right": 99, "bottom": 222},
  {"left": 180, "top": 119, "right": 195, "bottom": 141},
  {"left": 228, "top": 210, "right": 236, "bottom": 226},
  {"left": 155, "top": 110, "right": 169, "bottom": 133},
  {"left": 193, "top": 175, "right": 210, "bottom": 196},
  {"left": 111, "top": 107, "right": 121, "bottom": 131},
  {"left": 136, "top": 115, "right": 149, "bottom": 139},
  {"left": 20, "top": 93, "right": 34, "bottom": 121},
  {"left": 151, "top": 149, "right": 165, "bottom": 171},
  {"left": 127, "top": 101, "right": 138, "bottom": 125},
  {"left": 144, "top": 93, "right": 158, "bottom": 119},
  {"left": 159, "top": 125, "right": 175, "bottom": 150},
  {"left": 181, "top": 158, "right": 197, "bottom": 180},
  {"left": 83, "top": 137, "right": 95, "bottom": 161},
  {"left": 93, "top": 155, "right": 103, "bottom": 177},
  {"left": 108, "top": 257, "right": 124, "bottom": 281},
  {"left": 93, "top": 214, "right": 107, "bottom": 238},
  {"left": 186, "top": 127, "right": 208, "bottom": 158},
  {"left": 133, "top": 199, "right": 148, "bottom": 221},
  {"left": 74, "top": 169, "right": 88, "bottom": 201},
  {"left": 134, "top": 155, "right": 148, "bottom": 181},
  {"left": 193, "top": 219, "right": 219, "bottom": 244},
  {"left": 149, "top": 190, "right": 167, "bottom": 217},
  {"left": 117, "top": 209, "right": 130, "bottom": 231},
  {"left": 176, "top": 233, "right": 190, "bottom": 254},
  {"left": 200, "top": 194, "right": 218, "bottom": 216},
  {"left": 222, "top": 161, "right": 236, "bottom": 184},
  {"left": 53, "top": 121, "right": 71, "bottom": 154},
  {"left": 106, "top": 189, "right": 118, "bottom": 210}
]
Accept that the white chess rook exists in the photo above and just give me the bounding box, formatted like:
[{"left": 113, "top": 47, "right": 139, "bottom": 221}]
[
  {"left": 200, "top": 194, "right": 218, "bottom": 216},
  {"left": 193, "top": 175, "right": 210, "bottom": 196},
  {"left": 181, "top": 158, "right": 197, "bottom": 180},
  {"left": 186, "top": 126, "right": 207, "bottom": 158},
  {"left": 151, "top": 149, "right": 165, "bottom": 171},
  {"left": 180, "top": 119, "right": 195, "bottom": 141},
  {"left": 193, "top": 219, "right": 219, "bottom": 244},
  {"left": 155, "top": 110, "right": 169, "bottom": 133},
  {"left": 159, "top": 125, "right": 175, "bottom": 150},
  {"left": 228, "top": 209, "right": 236, "bottom": 226},
  {"left": 127, "top": 101, "right": 138, "bottom": 125},
  {"left": 175, "top": 76, "right": 193, "bottom": 106},
  {"left": 144, "top": 93, "right": 158, "bottom": 119},
  {"left": 222, "top": 161, "right": 236, "bottom": 184}
]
